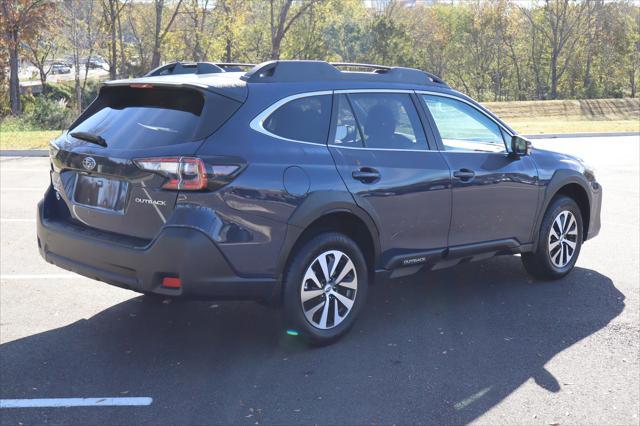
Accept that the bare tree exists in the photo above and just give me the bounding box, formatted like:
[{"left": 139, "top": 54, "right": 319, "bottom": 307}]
[
  {"left": 522, "top": 0, "right": 587, "bottom": 99},
  {"left": 101, "top": 0, "right": 128, "bottom": 79},
  {"left": 150, "top": 0, "right": 184, "bottom": 68},
  {"left": 62, "top": 0, "right": 100, "bottom": 112},
  {"left": 24, "top": 29, "right": 58, "bottom": 93},
  {"left": 117, "top": 6, "right": 126, "bottom": 76},
  {"left": 182, "top": 0, "right": 211, "bottom": 61},
  {"left": 127, "top": 2, "right": 147, "bottom": 72},
  {"left": 269, "top": 0, "right": 322, "bottom": 60}
]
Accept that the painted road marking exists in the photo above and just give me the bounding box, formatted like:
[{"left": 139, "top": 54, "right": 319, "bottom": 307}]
[
  {"left": 0, "top": 274, "right": 84, "bottom": 280},
  {"left": 0, "top": 188, "right": 44, "bottom": 191},
  {"left": 0, "top": 169, "right": 50, "bottom": 172},
  {"left": 0, "top": 397, "right": 153, "bottom": 408},
  {"left": 0, "top": 218, "right": 36, "bottom": 222}
]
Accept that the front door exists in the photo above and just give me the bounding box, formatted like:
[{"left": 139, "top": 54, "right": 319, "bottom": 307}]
[
  {"left": 328, "top": 91, "right": 452, "bottom": 264},
  {"left": 419, "top": 93, "right": 539, "bottom": 247}
]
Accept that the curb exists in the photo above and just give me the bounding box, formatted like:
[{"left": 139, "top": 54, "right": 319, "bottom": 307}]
[
  {"left": 1, "top": 150, "right": 48, "bottom": 157},
  {"left": 524, "top": 131, "right": 639, "bottom": 139},
  {"left": 0, "top": 132, "right": 638, "bottom": 158}
]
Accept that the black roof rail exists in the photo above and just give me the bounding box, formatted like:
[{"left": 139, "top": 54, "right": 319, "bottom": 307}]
[
  {"left": 330, "top": 62, "right": 391, "bottom": 71},
  {"left": 214, "top": 62, "right": 255, "bottom": 71},
  {"left": 145, "top": 61, "right": 224, "bottom": 77},
  {"left": 331, "top": 62, "right": 447, "bottom": 85},
  {"left": 242, "top": 60, "right": 448, "bottom": 86}
]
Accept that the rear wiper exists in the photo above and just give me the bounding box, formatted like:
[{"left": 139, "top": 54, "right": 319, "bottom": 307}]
[{"left": 70, "top": 131, "right": 107, "bottom": 147}]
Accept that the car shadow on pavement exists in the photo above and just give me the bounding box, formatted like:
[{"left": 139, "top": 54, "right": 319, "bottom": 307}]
[{"left": 0, "top": 256, "right": 624, "bottom": 425}]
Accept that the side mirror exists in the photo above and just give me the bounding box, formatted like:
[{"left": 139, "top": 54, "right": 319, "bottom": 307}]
[{"left": 511, "top": 135, "right": 532, "bottom": 156}]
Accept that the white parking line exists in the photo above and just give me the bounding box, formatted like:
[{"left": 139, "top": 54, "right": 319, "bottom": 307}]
[
  {"left": 0, "top": 218, "right": 35, "bottom": 222},
  {"left": 0, "top": 169, "right": 49, "bottom": 172},
  {"left": 0, "top": 188, "right": 43, "bottom": 191},
  {"left": 0, "top": 274, "right": 84, "bottom": 280},
  {"left": 0, "top": 397, "right": 153, "bottom": 408}
]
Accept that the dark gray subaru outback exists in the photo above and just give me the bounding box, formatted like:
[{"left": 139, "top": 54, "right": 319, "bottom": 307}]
[{"left": 38, "top": 61, "right": 602, "bottom": 344}]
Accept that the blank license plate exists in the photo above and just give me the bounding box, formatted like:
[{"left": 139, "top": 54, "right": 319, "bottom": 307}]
[{"left": 74, "top": 174, "right": 128, "bottom": 211}]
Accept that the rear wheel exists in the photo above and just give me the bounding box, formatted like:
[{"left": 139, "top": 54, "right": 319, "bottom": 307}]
[
  {"left": 522, "top": 196, "right": 583, "bottom": 280},
  {"left": 283, "top": 232, "right": 368, "bottom": 345}
]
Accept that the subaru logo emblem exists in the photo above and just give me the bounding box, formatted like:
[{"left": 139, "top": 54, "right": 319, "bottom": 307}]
[{"left": 82, "top": 157, "right": 96, "bottom": 171}]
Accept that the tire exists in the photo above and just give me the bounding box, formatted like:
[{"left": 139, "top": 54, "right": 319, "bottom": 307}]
[
  {"left": 282, "top": 232, "right": 368, "bottom": 345},
  {"left": 522, "top": 195, "right": 583, "bottom": 280}
]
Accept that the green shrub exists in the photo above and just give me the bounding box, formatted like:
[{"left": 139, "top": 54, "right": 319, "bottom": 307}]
[
  {"left": 24, "top": 96, "right": 72, "bottom": 130},
  {"left": 0, "top": 84, "right": 10, "bottom": 118},
  {"left": 44, "top": 83, "right": 74, "bottom": 103}
]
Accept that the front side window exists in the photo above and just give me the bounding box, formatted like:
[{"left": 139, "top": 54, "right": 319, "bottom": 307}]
[
  {"left": 422, "top": 95, "right": 507, "bottom": 153},
  {"left": 346, "top": 93, "right": 428, "bottom": 150},
  {"left": 263, "top": 95, "right": 332, "bottom": 144}
]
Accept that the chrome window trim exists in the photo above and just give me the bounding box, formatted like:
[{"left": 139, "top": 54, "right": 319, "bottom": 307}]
[
  {"left": 415, "top": 90, "right": 514, "bottom": 138},
  {"left": 249, "top": 90, "right": 333, "bottom": 145},
  {"left": 334, "top": 89, "right": 414, "bottom": 94},
  {"left": 251, "top": 88, "right": 509, "bottom": 154},
  {"left": 331, "top": 144, "right": 438, "bottom": 153}
]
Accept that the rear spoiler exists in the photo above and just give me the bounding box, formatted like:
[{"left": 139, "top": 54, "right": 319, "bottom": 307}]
[{"left": 103, "top": 78, "right": 247, "bottom": 103}]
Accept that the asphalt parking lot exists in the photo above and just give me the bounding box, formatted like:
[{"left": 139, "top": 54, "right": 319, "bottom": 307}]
[{"left": 1, "top": 135, "right": 638, "bottom": 425}]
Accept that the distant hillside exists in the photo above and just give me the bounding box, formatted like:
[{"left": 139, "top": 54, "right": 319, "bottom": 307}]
[{"left": 483, "top": 98, "right": 640, "bottom": 121}]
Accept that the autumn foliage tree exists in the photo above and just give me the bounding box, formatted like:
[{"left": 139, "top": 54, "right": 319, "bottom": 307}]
[
  {"left": 1, "top": 0, "right": 639, "bottom": 119},
  {"left": 0, "top": 0, "right": 53, "bottom": 114}
]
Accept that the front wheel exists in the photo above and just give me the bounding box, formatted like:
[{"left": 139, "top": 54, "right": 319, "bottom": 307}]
[
  {"left": 282, "top": 232, "right": 368, "bottom": 345},
  {"left": 522, "top": 195, "right": 583, "bottom": 280}
]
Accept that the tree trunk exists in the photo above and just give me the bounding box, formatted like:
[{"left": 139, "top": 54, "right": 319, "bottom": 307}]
[
  {"left": 8, "top": 42, "right": 21, "bottom": 114},
  {"left": 550, "top": 51, "right": 558, "bottom": 99},
  {"left": 118, "top": 10, "right": 126, "bottom": 77},
  {"left": 108, "top": 0, "right": 117, "bottom": 79},
  {"left": 39, "top": 68, "right": 47, "bottom": 94},
  {"left": 73, "top": 51, "right": 82, "bottom": 113},
  {"left": 584, "top": 54, "right": 592, "bottom": 94},
  {"left": 151, "top": 0, "right": 164, "bottom": 68},
  {"left": 225, "top": 38, "right": 232, "bottom": 62},
  {"left": 270, "top": 41, "right": 281, "bottom": 60}
]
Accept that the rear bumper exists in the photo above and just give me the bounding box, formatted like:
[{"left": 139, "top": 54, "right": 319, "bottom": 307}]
[{"left": 37, "top": 196, "right": 278, "bottom": 301}]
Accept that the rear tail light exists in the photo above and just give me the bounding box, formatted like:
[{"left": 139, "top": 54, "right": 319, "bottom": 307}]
[{"left": 134, "top": 157, "right": 240, "bottom": 191}]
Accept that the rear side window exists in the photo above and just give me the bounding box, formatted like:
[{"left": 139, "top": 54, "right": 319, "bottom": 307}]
[
  {"left": 71, "top": 86, "right": 239, "bottom": 149},
  {"left": 263, "top": 95, "right": 332, "bottom": 144},
  {"left": 347, "top": 93, "right": 427, "bottom": 150}
]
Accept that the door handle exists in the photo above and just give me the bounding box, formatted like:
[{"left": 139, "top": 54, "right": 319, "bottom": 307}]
[
  {"left": 352, "top": 167, "right": 380, "bottom": 183},
  {"left": 453, "top": 168, "right": 476, "bottom": 181}
]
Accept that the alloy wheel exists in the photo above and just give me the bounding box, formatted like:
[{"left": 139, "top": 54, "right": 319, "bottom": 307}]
[
  {"left": 300, "top": 250, "right": 358, "bottom": 330},
  {"left": 548, "top": 210, "right": 579, "bottom": 268}
]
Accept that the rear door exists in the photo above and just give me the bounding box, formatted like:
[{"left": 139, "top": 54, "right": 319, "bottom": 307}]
[
  {"left": 50, "top": 85, "right": 242, "bottom": 239},
  {"left": 328, "top": 91, "right": 451, "bottom": 264},
  {"left": 418, "top": 92, "right": 539, "bottom": 247}
]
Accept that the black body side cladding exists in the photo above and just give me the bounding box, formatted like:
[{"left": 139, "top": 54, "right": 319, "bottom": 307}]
[{"left": 37, "top": 199, "right": 277, "bottom": 301}]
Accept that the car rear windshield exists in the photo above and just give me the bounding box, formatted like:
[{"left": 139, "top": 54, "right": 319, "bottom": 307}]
[{"left": 70, "top": 86, "right": 239, "bottom": 149}]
